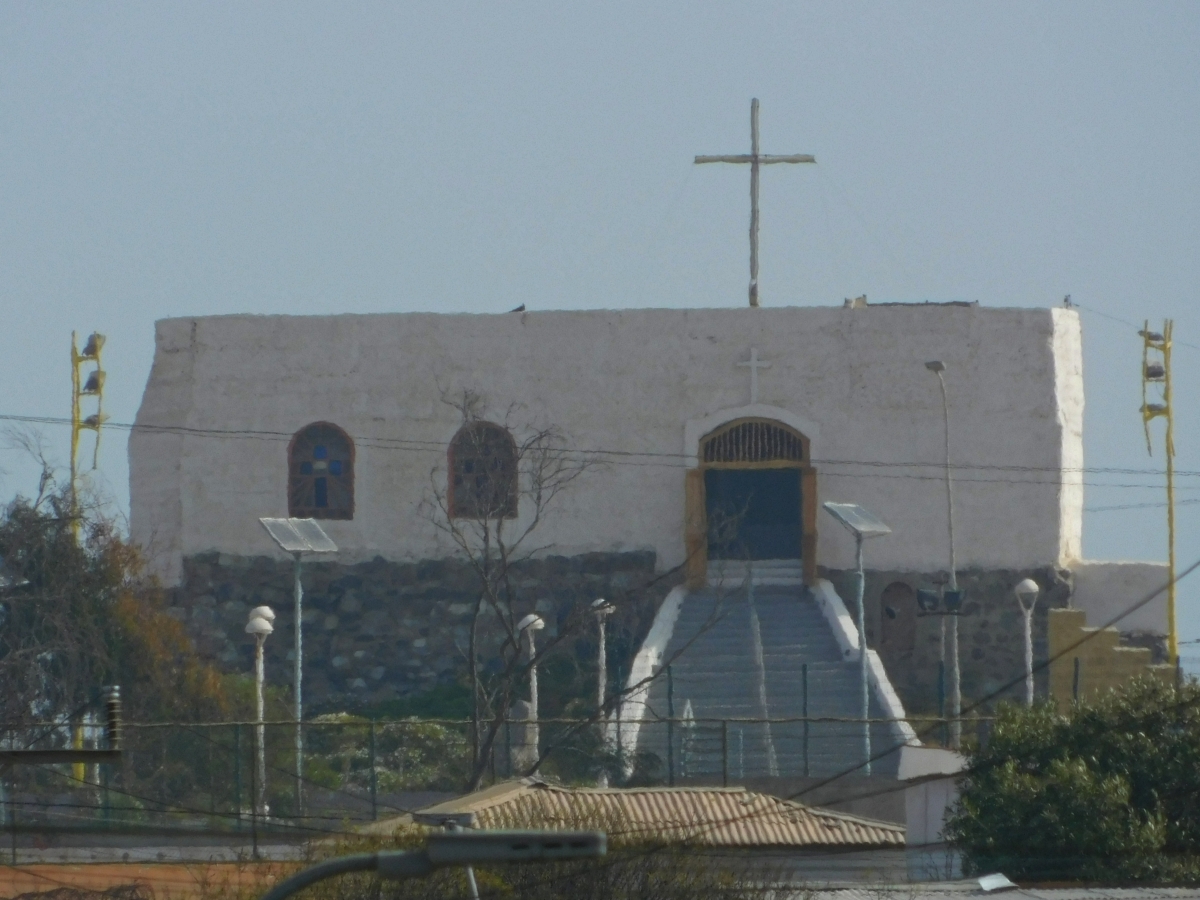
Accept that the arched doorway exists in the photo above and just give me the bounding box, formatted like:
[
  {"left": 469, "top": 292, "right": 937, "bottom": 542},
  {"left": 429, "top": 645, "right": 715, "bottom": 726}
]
[{"left": 685, "top": 418, "right": 817, "bottom": 586}]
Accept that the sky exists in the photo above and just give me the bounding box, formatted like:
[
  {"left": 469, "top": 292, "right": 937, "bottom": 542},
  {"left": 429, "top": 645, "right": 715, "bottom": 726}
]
[{"left": 1, "top": 3, "right": 1199, "bottom": 646}]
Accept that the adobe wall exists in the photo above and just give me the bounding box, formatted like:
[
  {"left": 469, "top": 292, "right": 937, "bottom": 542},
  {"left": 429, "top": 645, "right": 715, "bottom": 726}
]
[{"left": 131, "top": 305, "right": 1083, "bottom": 585}]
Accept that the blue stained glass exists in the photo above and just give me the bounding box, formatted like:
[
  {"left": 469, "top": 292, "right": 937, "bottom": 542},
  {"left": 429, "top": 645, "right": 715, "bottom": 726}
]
[
  {"left": 313, "top": 445, "right": 328, "bottom": 460},
  {"left": 314, "top": 477, "right": 328, "bottom": 507},
  {"left": 300, "top": 462, "right": 313, "bottom": 475},
  {"left": 329, "top": 460, "right": 343, "bottom": 476}
]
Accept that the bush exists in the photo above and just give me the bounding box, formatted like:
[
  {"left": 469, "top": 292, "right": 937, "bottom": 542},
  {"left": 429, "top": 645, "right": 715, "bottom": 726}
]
[{"left": 946, "top": 677, "right": 1200, "bottom": 883}]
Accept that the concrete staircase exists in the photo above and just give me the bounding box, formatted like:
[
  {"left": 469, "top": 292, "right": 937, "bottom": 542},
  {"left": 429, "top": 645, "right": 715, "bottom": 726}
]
[{"left": 629, "top": 576, "right": 906, "bottom": 781}]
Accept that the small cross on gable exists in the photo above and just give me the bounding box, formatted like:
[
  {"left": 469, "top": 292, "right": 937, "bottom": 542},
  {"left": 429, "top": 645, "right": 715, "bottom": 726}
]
[{"left": 738, "top": 347, "right": 772, "bottom": 404}]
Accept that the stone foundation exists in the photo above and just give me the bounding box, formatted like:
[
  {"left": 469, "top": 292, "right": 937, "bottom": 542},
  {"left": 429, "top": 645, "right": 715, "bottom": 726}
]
[
  {"left": 820, "top": 566, "right": 1074, "bottom": 716},
  {"left": 169, "top": 551, "right": 672, "bottom": 712}
]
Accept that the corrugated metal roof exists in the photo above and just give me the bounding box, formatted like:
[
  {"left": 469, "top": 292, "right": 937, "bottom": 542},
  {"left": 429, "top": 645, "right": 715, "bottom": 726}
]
[{"left": 406, "top": 779, "right": 904, "bottom": 849}]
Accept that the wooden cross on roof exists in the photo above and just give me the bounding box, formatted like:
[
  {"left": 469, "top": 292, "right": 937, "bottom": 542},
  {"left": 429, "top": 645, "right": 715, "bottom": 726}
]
[{"left": 696, "top": 99, "right": 815, "bottom": 307}]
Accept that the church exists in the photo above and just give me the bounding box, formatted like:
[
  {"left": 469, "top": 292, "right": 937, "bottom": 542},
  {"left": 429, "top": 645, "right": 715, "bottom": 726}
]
[{"left": 129, "top": 301, "right": 1166, "bottom": 773}]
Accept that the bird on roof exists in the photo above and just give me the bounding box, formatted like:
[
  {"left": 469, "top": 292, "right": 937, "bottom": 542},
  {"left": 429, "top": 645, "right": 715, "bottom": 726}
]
[{"left": 511, "top": 304, "right": 526, "bottom": 312}]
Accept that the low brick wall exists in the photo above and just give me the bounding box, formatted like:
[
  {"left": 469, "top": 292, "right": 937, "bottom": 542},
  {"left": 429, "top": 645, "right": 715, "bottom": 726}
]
[{"left": 170, "top": 551, "right": 672, "bottom": 712}]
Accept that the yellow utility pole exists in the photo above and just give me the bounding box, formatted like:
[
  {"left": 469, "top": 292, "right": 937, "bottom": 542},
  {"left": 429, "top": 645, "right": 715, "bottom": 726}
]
[
  {"left": 69, "top": 330, "right": 106, "bottom": 781},
  {"left": 69, "top": 331, "right": 107, "bottom": 539},
  {"left": 1140, "top": 320, "right": 1176, "bottom": 665}
]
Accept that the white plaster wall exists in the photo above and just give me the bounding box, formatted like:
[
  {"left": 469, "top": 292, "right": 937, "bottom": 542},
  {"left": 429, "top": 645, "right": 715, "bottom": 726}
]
[
  {"left": 1070, "top": 560, "right": 1169, "bottom": 634},
  {"left": 129, "top": 305, "right": 1083, "bottom": 583},
  {"left": 1053, "top": 309, "right": 1085, "bottom": 563}
]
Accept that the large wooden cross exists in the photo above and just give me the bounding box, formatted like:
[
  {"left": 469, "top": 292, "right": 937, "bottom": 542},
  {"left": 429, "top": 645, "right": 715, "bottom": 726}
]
[{"left": 696, "top": 98, "right": 815, "bottom": 307}]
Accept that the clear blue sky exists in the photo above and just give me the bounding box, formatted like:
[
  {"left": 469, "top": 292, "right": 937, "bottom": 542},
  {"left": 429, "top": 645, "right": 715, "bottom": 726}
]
[{"left": 2, "top": 3, "right": 1199, "bottom": 645}]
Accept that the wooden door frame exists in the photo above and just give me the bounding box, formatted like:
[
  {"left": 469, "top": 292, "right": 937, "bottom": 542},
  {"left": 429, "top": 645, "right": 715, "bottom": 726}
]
[{"left": 684, "top": 417, "right": 818, "bottom": 589}]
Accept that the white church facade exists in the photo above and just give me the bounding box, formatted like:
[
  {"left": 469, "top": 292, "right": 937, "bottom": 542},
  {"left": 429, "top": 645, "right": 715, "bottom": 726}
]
[{"left": 129, "top": 302, "right": 1165, "bottom": 719}]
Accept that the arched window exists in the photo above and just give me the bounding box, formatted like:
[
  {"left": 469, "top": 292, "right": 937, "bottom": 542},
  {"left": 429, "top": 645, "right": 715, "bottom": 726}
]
[
  {"left": 449, "top": 422, "right": 518, "bottom": 519},
  {"left": 288, "top": 422, "right": 354, "bottom": 519}
]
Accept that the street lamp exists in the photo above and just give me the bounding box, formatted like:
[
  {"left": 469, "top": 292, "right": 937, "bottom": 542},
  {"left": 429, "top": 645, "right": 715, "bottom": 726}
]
[
  {"left": 822, "top": 502, "right": 891, "bottom": 776},
  {"left": 516, "top": 613, "right": 545, "bottom": 769},
  {"left": 246, "top": 606, "right": 275, "bottom": 819},
  {"left": 592, "top": 598, "right": 615, "bottom": 788},
  {"left": 259, "top": 517, "right": 338, "bottom": 816},
  {"left": 591, "top": 599, "right": 615, "bottom": 716},
  {"left": 925, "top": 360, "right": 962, "bottom": 749},
  {"left": 1014, "top": 578, "right": 1040, "bottom": 707}
]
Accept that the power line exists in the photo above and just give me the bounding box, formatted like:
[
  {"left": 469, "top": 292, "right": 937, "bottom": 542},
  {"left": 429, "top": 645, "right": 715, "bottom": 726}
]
[{"left": 3, "top": 411, "right": 1200, "bottom": 486}]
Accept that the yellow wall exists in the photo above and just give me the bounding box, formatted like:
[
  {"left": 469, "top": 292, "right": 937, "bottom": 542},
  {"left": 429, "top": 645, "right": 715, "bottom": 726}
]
[{"left": 1047, "top": 608, "right": 1172, "bottom": 711}]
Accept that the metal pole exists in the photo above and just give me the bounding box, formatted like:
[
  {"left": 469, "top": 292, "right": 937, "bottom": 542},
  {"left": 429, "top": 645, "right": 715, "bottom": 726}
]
[
  {"left": 595, "top": 606, "right": 609, "bottom": 788},
  {"left": 1072, "top": 657, "right": 1081, "bottom": 702},
  {"left": 369, "top": 721, "right": 378, "bottom": 822},
  {"left": 255, "top": 634, "right": 268, "bottom": 819},
  {"left": 525, "top": 628, "right": 539, "bottom": 758},
  {"left": 596, "top": 611, "right": 607, "bottom": 715},
  {"left": 234, "top": 723, "right": 243, "bottom": 831},
  {"left": 802, "top": 663, "right": 810, "bottom": 778},
  {"left": 937, "top": 662, "right": 947, "bottom": 747},
  {"left": 1022, "top": 607, "right": 1034, "bottom": 707},
  {"left": 250, "top": 730, "right": 259, "bottom": 859},
  {"left": 721, "top": 721, "right": 729, "bottom": 787},
  {"left": 854, "top": 533, "right": 871, "bottom": 776},
  {"left": 666, "top": 665, "right": 675, "bottom": 787},
  {"left": 293, "top": 552, "right": 304, "bottom": 817},
  {"left": 934, "top": 369, "right": 962, "bottom": 749},
  {"left": 1164, "top": 322, "right": 1177, "bottom": 665}
]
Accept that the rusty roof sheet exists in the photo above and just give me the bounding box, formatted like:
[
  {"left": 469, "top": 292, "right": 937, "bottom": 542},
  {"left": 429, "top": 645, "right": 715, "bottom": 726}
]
[{"left": 406, "top": 779, "right": 904, "bottom": 849}]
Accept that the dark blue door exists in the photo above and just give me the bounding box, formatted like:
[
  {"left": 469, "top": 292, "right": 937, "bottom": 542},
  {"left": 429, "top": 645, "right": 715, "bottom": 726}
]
[{"left": 704, "top": 468, "right": 802, "bottom": 560}]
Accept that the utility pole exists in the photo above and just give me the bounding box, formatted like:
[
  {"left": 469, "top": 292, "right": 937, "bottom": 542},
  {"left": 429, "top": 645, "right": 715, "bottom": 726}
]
[
  {"left": 925, "top": 360, "right": 961, "bottom": 748},
  {"left": 69, "top": 332, "right": 107, "bottom": 539},
  {"left": 1141, "top": 321, "right": 1177, "bottom": 665}
]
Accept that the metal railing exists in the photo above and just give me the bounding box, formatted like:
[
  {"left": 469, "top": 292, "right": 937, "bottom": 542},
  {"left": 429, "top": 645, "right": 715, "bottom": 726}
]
[{"left": 0, "top": 714, "right": 989, "bottom": 841}]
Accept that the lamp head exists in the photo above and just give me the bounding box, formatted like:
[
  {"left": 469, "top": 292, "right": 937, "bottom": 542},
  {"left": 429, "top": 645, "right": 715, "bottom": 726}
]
[
  {"left": 82, "top": 370, "right": 105, "bottom": 394},
  {"left": 81, "top": 333, "right": 105, "bottom": 359},
  {"left": 924, "top": 360, "right": 946, "bottom": 373},
  {"left": 591, "top": 597, "right": 614, "bottom": 617},
  {"left": 916, "top": 589, "right": 940, "bottom": 613},
  {"left": 1014, "top": 578, "right": 1040, "bottom": 608},
  {"left": 517, "top": 613, "right": 545, "bottom": 633},
  {"left": 249, "top": 605, "right": 276, "bottom": 623},
  {"left": 245, "top": 616, "right": 274, "bottom": 636}
]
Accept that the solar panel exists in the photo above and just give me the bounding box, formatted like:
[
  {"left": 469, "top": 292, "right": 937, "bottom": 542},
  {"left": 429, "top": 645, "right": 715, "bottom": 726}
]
[
  {"left": 259, "top": 517, "right": 339, "bottom": 554},
  {"left": 821, "top": 502, "right": 891, "bottom": 538}
]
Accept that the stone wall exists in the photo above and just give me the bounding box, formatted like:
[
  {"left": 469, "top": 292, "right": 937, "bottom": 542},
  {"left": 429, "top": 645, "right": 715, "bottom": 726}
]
[
  {"left": 170, "top": 550, "right": 672, "bottom": 713},
  {"left": 822, "top": 566, "right": 1073, "bottom": 717}
]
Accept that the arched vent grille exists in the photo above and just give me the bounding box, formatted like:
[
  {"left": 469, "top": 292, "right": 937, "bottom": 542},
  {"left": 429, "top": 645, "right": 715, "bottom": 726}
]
[{"left": 702, "top": 420, "right": 805, "bottom": 465}]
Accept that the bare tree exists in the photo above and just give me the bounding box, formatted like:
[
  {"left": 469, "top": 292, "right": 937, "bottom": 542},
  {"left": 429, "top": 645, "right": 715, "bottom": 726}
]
[
  {"left": 421, "top": 390, "right": 748, "bottom": 789},
  {"left": 422, "top": 389, "right": 594, "bottom": 788}
]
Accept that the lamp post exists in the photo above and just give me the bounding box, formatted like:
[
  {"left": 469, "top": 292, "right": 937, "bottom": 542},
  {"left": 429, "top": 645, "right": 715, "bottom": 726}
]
[
  {"left": 259, "top": 518, "right": 338, "bottom": 817},
  {"left": 246, "top": 606, "right": 275, "bottom": 818},
  {"left": 591, "top": 599, "right": 614, "bottom": 716},
  {"left": 517, "top": 614, "right": 545, "bottom": 760},
  {"left": 1014, "top": 579, "right": 1040, "bottom": 707},
  {"left": 822, "top": 503, "right": 891, "bottom": 776},
  {"left": 925, "top": 360, "right": 961, "bottom": 748},
  {"left": 592, "top": 598, "right": 615, "bottom": 787}
]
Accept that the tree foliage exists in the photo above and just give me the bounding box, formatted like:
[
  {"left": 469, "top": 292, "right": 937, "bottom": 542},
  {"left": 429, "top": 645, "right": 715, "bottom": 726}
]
[
  {"left": 946, "top": 677, "right": 1200, "bottom": 883},
  {"left": 0, "top": 488, "right": 228, "bottom": 726}
]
